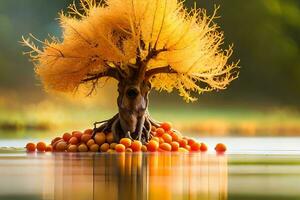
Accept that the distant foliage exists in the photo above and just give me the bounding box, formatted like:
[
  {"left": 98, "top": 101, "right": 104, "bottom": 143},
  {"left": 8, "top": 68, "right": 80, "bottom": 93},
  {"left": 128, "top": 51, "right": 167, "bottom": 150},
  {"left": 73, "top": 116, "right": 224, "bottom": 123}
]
[{"left": 22, "top": 0, "right": 238, "bottom": 102}]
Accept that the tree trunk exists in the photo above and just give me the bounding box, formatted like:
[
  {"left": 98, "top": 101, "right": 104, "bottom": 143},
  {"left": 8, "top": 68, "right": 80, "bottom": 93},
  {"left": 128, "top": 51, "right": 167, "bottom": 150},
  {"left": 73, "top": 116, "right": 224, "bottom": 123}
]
[
  {"left": 116, "top": 77, "right": 151, "bottom": 142},
  {"left": 92, "top": 76, "right": 156, "bottom": 144}
]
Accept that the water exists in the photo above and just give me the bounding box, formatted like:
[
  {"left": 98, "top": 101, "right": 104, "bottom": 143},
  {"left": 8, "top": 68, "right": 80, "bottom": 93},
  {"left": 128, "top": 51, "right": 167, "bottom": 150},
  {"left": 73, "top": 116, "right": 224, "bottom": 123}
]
[{"left": 0, "top": 137, "right": 300, "bottom": 200}]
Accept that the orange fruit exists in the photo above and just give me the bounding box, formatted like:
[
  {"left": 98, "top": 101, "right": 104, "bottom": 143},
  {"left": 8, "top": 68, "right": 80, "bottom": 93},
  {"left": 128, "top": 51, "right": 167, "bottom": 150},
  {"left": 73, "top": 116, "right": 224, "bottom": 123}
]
[
  {"left": 159, "top": 137, "right": 164, "bottom": 144},
  {"left": 115, "top": 144, "right": 126, "bottom": 152},
  {"left": 178, "top": 148, "right": 189, "bottom": 153},
  {"left": 94, "top": 132, "right": 106, "bottom": 145},
  {"left": 51, "top": 137, "right": 62, "bottom": 145},
  {"left": 86, "top": 139, "right": 95, "bottom": 147},
  {"left": 46, "top": 145, "right": 53, "bottom": 152},
  {"left": 67, "top": 145, "right": 77, "bottom": 152},
  {"left": 81, "top": 134, "right": 92, "bottom": 143},
  {"left": 120, "top": 138, "right": 132, "bottom": 148},
  {"left": 159, "top": 143, "right": 172, "bottom": 151},
  {"left": 191, "top": 142, "right": 201, "bottom": 151},
  {"left": 72, "top": 131, "right": 83, "bottom": 141},
  {"left": 151, "top": 137, "right": 159, "bottom": 143},
  {"left": 89, "top": 144, "right": 99, "bottom": 152},
  {"left": 155, "top": 128, "right": 165, "bottom": 137},
  {"left": 188, "top": 138, "right": 196, "bottom": 146},
  {"left": 170, "top": 132, "right": 181, "bottom": 142},
  {"left": 56, "top": 141, "right": 68, "bottom": 152},
  {"left": 131, "top": 140, "right": 142, "bottom": 152},
  {"left": 151, "top": 126, "right": 157, "bottom": 132},
  {"left": 141, "top": 145, "right": 147, "bottom": 152},
  {"left": 147, "top": 140, "right": 159, "bottom": 152},
  {"left": 78, "top": 144, "right": 88, "bottom": 152},
  {"left": 106, "top": 132, "right": 114, "bottom": 144},
  {"left": 200, "top": 143, "right": 208, "bottom": 152},
  {"left": 36, "top": 142, "right": 47, "bottom": 152},
  {"left": 162, "top": 133, "right": 172, "bottom": 143},
  {"left": 69, "top": 137, "right": 79, "bottom": 145},
  {"left": 110, "top": 143, "right": 118, "bottom": 150},
  {"left": 26, "top": 143, "right": 36, "bottom": 152},
  {"left": 179, "top": 139, "right": 188, "bottom": 148},
  {"left": 84, "top": 129, "right": 93, "bottom": 135},
  {"left": 160, "top": 122, "right": 172, "bottom": 132},
  {"left": 100, "top": 143, "right": 110, "bottom": 152},
  {"left": 62, "top": 133, "right": 72, "bottom": 142},
  {"left": 171, "top": 141, "right": 179, "bottom": 151},
  {"left": 215, "top": 143, "right": 227, "bottom": 153},
  {"left": 52, "top": 139, "right": 64, "bottom": 151},
  {"left": 126, "top": 148, "right": 133, "bottom": 152}
]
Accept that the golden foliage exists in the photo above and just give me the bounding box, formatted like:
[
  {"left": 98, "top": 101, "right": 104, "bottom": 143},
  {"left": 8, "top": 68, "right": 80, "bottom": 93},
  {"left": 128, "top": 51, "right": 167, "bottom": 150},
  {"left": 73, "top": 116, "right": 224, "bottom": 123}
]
[{"left": 22, "top": 0, "right": 238, "bottom": 102}]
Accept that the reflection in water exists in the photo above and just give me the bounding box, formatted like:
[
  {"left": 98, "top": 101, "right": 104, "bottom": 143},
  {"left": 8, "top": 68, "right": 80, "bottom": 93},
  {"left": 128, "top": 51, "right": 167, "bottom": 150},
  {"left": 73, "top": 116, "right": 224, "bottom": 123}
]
[
  {"left": 46, "top": 153, "right": 228, "bottom": 200},
  {"left": 0, "top": 152, "right": 227, "bottom": 200}
]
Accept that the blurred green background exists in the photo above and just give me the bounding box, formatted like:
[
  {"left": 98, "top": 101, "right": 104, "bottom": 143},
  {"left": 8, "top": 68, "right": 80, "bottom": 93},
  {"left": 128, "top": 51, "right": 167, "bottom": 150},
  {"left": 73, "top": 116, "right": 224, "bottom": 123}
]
[{"left": 0, "top": 0, "right": 300, "bottom": 139}]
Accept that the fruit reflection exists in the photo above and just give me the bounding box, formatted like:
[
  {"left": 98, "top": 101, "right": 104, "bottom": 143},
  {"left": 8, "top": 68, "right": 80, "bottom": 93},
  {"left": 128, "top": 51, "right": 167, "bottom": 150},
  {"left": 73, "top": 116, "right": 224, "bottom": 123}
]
[{"left": 47, "top": 153, "right": 227, "bottom": 200}]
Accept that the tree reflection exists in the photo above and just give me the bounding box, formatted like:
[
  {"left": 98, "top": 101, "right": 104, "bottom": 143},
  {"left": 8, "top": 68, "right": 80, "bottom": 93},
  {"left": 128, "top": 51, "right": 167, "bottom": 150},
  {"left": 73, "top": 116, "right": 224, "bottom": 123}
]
[{"left": 49, "top": 153, "right": 227, "bottom": 200}]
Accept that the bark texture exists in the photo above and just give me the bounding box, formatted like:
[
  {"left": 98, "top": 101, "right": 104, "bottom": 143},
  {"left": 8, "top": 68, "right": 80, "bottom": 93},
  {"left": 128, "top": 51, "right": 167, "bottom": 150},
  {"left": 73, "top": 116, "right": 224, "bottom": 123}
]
[{"left": 92, "top": 72, "right": 159, "bottom": 144}]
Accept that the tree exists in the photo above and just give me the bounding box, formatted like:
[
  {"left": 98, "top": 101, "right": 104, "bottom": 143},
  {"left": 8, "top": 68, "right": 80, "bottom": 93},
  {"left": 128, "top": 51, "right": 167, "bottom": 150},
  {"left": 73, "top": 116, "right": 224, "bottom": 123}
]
[{"left": 22, "top": 0, "right": 238, "bottom": 143}]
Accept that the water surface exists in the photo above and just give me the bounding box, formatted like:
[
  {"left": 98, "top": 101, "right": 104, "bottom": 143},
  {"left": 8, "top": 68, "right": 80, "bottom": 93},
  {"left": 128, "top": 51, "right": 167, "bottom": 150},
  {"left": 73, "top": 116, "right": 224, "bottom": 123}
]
[{"left": 0, "top": 138, "right": 300, "bottom": 200}]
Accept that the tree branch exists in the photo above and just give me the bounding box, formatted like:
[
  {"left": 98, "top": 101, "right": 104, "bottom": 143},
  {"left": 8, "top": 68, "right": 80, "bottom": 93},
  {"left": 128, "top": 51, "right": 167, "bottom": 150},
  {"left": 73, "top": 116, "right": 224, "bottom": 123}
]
[
  {"left": 81, "top": 67, "right": 120, "bottom": 83},
  {"left": 145, "top": 47, "right": 167, "bottom": 62},
  {"left": 138, "top": 48, "right": 168, "bottom": 82},
  {"left": 145, "top": 65, "right": 177, "bottom": 81}
]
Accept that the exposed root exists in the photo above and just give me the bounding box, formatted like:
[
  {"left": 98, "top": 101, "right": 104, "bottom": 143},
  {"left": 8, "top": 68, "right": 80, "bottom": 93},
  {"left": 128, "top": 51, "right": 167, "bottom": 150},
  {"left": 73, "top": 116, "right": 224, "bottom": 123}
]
[
  {"left": 144, "top": 117, "right": 151, "bottom": 141},
  {"left": 111, "top": 117, "right": 121, "bottom": 142},
  {"left": 148, "top": 117, "right": 161, "bottom": 128},
  {"left": 92, "top": 114, "right": 119, "bottom": 137},
  {"left": 92, "top": 114, "right": 180, "bottom": 144},
  {"left": 92, "top": 114, "right": 155, "bottom": 144}
]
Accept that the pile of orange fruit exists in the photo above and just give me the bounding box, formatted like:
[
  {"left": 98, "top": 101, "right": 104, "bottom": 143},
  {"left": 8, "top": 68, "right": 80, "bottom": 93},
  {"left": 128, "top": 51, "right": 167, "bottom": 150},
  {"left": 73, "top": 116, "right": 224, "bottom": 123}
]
[{"left": 25, "top": 122, "right": 227, "bottom": 153}]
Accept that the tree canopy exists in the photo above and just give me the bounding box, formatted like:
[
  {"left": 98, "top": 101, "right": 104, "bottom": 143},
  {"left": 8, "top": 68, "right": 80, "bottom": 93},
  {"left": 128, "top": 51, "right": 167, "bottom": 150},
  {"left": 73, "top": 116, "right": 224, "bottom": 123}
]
[{"left": 23, "top": 0, "right": 238, "bottom": 102}]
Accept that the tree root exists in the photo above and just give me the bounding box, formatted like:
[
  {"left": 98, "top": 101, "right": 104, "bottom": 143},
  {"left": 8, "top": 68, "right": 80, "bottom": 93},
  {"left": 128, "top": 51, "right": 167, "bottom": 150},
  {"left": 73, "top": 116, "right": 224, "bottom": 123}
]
[{"left": 91, "top": 114, "right": 179, "bottom": 144}]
